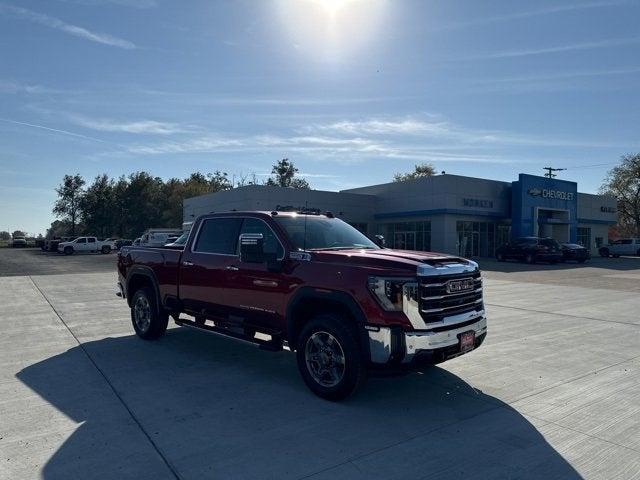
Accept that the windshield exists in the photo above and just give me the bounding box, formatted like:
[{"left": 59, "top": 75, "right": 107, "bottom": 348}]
[
  {"left": 274, "top": 216, "right": 378, "bottom": 251},
  {"left": 170, "top": 232, "right": 189, "bottom": 245}
]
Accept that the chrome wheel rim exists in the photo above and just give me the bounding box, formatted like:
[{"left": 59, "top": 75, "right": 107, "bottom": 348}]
[
  {"left": 305, "top": 331, "right": 345, "bottom": 388},
  {"left": 134, "top": 295, "right": 151, "bottom": 332}
]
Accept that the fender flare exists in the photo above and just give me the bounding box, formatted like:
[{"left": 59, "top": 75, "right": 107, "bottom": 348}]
[
  {"left": 125, "top": 266, "right": 162, "bottom": 311},
  {"left": 286, "top": 287, "right": 370, "bottom": 356}
]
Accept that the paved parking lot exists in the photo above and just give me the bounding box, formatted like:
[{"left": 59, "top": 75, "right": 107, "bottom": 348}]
[{"left": 1, "top": 250, "right": 639, "bottom": 479}]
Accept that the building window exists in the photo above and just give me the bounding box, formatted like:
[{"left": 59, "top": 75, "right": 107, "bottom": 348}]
[
  {"left": 457, "top": 221, "right": 497, "bottom": 257},
  {"left": 383, "top": 221, "right": 431, "bottom": 252},
  {"left": 577, "top": 227, "right": 592, "bottom": 249}
]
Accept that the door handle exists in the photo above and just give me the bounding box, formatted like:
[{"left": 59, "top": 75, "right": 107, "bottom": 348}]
[
  {"left": 226, "top": 265, "right": 239, "bottom": 271},
  {"left": 182, "top": 261, "right": 194, "bottom": 266}
]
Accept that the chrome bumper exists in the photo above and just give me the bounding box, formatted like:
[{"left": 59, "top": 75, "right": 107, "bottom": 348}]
[{"left": 368, "top": 312, "right": 487, "bottom": 364}]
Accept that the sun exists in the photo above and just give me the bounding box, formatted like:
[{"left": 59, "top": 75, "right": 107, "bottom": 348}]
[
  {"left": 311, "top": 0, "right": 355, "bottom": 16},
  {"left": 276, "top": 0, "right": 387, "bottom": 63}
]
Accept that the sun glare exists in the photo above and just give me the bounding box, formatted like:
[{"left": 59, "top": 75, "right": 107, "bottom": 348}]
[{"left": 276, "top": 0, "right": 387, "bottom": 63}]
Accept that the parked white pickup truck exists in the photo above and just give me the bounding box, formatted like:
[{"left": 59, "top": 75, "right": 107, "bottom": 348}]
[
  {"left": 57, "top": 237, "right": 115, "bottom": 255},
  {"left": 599, "top": 238, "right": 640, "bottom": 258}
]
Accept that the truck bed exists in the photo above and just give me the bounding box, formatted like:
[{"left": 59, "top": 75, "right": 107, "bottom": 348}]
[{"left": 118, "top": 246, "right": 182, "bottom": 305}]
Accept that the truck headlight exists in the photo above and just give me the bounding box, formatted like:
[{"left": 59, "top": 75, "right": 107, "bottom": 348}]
[{"left": 367, "top": 276, "right": 416, "bottom": 311}]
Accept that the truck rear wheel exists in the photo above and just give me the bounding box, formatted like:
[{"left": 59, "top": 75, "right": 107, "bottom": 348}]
[
  {"left": 101, "top": 245, "right": 111, "bottom": 254},
  {"left": 131, "top": 287, "right": 168, "bottom": 340},
  {"left": 296, "top": 314, "right": 367, "bottom": 401}
]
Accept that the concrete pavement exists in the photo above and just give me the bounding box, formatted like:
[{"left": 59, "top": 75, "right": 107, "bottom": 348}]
[{"left": 1, "top": 259, "right": 639, "bottom": 479}]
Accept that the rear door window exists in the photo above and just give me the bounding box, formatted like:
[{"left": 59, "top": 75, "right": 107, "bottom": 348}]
[{"left": 193, "top": 218, "right": 242, "bottom": 255}]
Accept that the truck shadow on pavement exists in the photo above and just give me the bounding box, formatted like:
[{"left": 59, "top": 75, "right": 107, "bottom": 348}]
[{"left": 17, "top": 328, "right": 582, "bottom": 480}]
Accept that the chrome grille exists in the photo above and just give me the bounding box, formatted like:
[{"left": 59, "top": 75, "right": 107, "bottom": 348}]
[{"left": 418, "top": 271, "right": 483, "bottom": 322}]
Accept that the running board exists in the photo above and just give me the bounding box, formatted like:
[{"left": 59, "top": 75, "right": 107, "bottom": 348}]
[{"left": 174, "top": 317, "right": 283, "bottom": 352}]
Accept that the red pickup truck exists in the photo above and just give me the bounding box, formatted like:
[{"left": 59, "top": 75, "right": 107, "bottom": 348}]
[{"left": 117, "top": 211, "right": 487, "bottom": 400}]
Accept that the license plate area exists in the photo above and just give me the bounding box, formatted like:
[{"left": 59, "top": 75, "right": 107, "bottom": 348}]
[{"left": 459, "top": 330, "right": 475, "bottom": 353}]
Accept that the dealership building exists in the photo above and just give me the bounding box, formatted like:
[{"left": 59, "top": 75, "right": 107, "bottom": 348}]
[{"left": 184, "top": 173, "right": 617, "bottom": 257}]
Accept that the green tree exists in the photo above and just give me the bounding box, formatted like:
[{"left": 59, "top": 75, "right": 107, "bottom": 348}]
[
  {"left": 53, "top": 174, "right": 86, "bottom": 236},
  {"left": 265, "top": 159, "right": 310, "bottom": 189},
  {"left": 80, "top": 174, "right": 116, "bottom": 238},
  {"left": 0, "top": 231, "right": 10, "bottom": 241},
  {"left": 600, "top": 153, "right": 640, "bottom": 236},
  {"left": 12, "top": 230, "right": 25, "bottom": 238},
  {"left": 393, "top": 163, "right": 436, "bottom": 182}
]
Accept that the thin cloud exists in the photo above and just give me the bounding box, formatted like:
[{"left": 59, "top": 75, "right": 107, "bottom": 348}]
[
  {"left": 57, "top": 0, "right": 157, "bottom": 8},
  {"left": 462, "top": 36, "right": 640, "bottom": 60},
  {"left": 437, "top": 1, "right": 631, "bottom": 30},
  {"left": 0, "top": 117, "right": 110, "bottom": 143},
  {"left": 0, "top": 3, "right": 137, "bottom": 49},
  {"left": 475, "top": 66, "right": 640, "bottom": 84},
  {"left": 125, "top": 132, "right": 518, "bottom": 164},
  {"left": 304, "top": 116, "right": 631, "bottom": 149},
  {"left": 0, "top": 80, "right": 65, "bottom": 95},
  {"left": 69, "top": 115, "right": 190, "bottom": 135}
]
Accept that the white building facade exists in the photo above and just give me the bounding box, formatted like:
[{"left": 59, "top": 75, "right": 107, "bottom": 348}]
[{"left": 183, "top": 173, "right": 617, "bottom": 257}]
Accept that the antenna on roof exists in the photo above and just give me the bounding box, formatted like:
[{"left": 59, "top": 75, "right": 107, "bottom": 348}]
[
  {"left": 543, "top": 167, "right": 566, "bottom": 178},
  {"left": 303, "top": 201, "right": 308, "bottom": 252}
]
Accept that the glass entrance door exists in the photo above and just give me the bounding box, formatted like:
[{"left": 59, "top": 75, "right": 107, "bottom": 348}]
[{"left": 394, "top": 231, "right": 416, "bottom": 250}]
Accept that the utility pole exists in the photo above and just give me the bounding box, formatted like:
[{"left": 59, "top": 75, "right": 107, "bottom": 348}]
[{"left": 543, "top": 167, "right": 566, "bottom": 178}]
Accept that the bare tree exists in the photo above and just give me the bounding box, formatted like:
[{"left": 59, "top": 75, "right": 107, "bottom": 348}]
[{"left": 600, "top": 153, "right": 640, "bottom": 236}]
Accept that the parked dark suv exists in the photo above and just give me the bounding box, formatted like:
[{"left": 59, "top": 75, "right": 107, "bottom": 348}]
[{"left": 495, "top": 237, "right": 563, "bottom": 264}]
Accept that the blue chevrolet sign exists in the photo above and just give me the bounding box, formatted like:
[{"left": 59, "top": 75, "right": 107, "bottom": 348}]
[{"left": 511, "top": 174, "right": 578, "bottom": 242}]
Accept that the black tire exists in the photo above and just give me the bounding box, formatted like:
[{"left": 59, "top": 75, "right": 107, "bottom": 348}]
[
  {"left": 496, "top": 252, "right": 505, "bottom": 262},
  {"left": 578, "top": 259, "right": 586, "bottom": 263},
  {"left": 101, "top": 245, "right": 111, "bottom": 254},
  {"left": 599, "top": 248, "right": 609, "bottom": 258},
  {"left": 613, "top": 254, "right": 620, "bottom": 258},
  {"left": 296, "top": 314, "right": 367, "bottom": 401},
  {"left": 525, "top": 253, "right": 536, "bottom": 264},
  {"left": 64, "top": 246, "right": 73, "bottom": 255},
  {"left": 130, "top": 287, "right": 169, "bottom": 340}
]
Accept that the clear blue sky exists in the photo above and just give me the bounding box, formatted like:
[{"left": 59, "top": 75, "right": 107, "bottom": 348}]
[{"left": 1, "top": 0, "right": 639, "bottom": 235}]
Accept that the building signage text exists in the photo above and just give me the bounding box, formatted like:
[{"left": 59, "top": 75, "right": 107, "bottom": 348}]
[
  {"left": 527, "top": 187, "right": 575, "bottom": 201},
  {"left": 463, "top": 198, "right": 494, "bottom": 208},
  {"left": 600, "top": 206, "right": 616, "bottom": 213}
]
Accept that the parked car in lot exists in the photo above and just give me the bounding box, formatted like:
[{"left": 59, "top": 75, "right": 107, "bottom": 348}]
[
  {"left": 11, "top": 236, "right": 27, "bottom": 248},
  {"left": 138, "top": 229, "right": 183, "bottom": 247},
  {"left": 117, "top": 211, "right": 487, "bottom": 400},
  {"left": 43, "top": 236, "right": 72, "bottom": 252},
  {"left": 57, "top": 236, "right": 114, "bottom": 255},
  {"left": 599, "top": 238, "right": 640, "bottom": 258},
  {"left": 114, "top": 239, "right": 133, "bottom": 250},
  {"left": 561, "top": 243, "right": 590, "bottom": 263},
  {"left": 495, "top": 236, "right": 563, "bottom": 264}
]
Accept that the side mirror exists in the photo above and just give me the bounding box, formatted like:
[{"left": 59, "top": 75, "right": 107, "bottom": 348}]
[
  {"left": 239, "top": 233, "right": 265, "bottom": 263},
  {"left": 373, "top": 235, "right": 386, "bottom": 248}
]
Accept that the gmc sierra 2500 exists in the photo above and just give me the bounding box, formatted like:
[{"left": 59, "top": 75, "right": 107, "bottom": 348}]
[{"left": 117, "top": 211, "right": 487, "bottom": 400}]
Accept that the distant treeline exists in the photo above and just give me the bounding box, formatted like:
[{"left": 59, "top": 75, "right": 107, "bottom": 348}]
[{"left": 49, "top": 159, "right": 310, "bottom": 239}]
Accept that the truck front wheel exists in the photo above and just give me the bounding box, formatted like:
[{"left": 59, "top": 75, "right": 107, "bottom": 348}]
[
  {"left": 296, "top": 314, "right": 367, "bottom": 401},
  {"left": 63, "top": 246, "right": 74, "bottom": 255},
  {"left": 130, "top": 287, "right": 168, "bottom": 340}
]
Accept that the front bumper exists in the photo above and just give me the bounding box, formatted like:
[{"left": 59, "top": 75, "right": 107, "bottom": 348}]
[{"left": 368, "top": 312, "right": 487, "bottom": 365}]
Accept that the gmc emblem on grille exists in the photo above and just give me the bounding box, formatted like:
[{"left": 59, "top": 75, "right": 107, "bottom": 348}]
[{"left": 446, "top": 278, "right": 475, "bottom": 294}]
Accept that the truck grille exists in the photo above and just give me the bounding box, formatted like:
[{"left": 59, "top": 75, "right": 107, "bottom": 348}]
[{"left": 418, "top": 270, "right": 483, "bottom": 323}]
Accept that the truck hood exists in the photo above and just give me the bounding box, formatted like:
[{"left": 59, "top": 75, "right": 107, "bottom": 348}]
[{"left": 310, "top": 248, "right": 474, "bottom": 273}]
